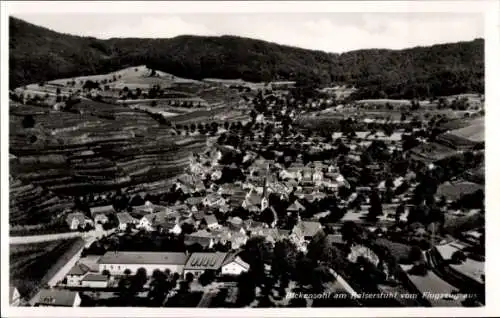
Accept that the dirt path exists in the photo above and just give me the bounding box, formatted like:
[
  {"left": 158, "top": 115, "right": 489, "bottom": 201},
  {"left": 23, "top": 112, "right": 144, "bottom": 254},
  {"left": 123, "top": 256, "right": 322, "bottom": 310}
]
[{"left": 10, "top": 228, "right": 116, "bottom": 245}]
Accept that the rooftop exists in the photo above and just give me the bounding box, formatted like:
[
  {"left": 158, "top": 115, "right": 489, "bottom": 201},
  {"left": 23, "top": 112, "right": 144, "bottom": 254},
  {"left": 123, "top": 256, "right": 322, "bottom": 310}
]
[
  {"left": 98, "top": 251, "right": 188, "bottom": 265},
  {"left": 67, "top": 263, "right": 91, "bottom": 276},
  {"left": 184, "top": 252, "right": 228, "bottom": 270},
  {"left": 81, "top": 273, "right": 109, "bottom": 282},
  {"left": 116, "top": 212, "right": 137, "bottom": 224},
  {"left": 89, "top": 205, "right": 115, "bottom": 215}
]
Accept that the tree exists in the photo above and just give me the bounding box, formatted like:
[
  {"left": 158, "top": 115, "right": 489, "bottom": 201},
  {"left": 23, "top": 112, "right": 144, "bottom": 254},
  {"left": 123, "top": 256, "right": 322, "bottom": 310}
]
[
  {"left": 117, "top": 276, "right": 133, "bottom": 301},
  {"left": 310, "top": 265, "right": 334, "bottom": 293},
  {"left": 241, "top": 236, "right": 273, "bottom": 284},
  {"left": 272, "top": 239, "right": 298, "bottom": 280},
  {"left": 181, "top": 222, "right": 196, "bottom": 235},
  {"left": 307, "top": 231, "right": 347, "bottom": 272},
  {"left": 131, "top": 267, "right": 148, "bottom": 294},
  {"left": 408, "top": 261, "right": 428, "bottom": 276},
  {"left": 22, "top": 115, "right": 35, "bottom": 128},
  {"left": 148, "top": 269, "right": 170, "bottom": 306},
  {"left": 236, "top": 271, "right": 256, "bottom": 306},
  {"left": 341, "top": 221, "right": 364, "bottom": 245},
  {"left": 451, "top": 250, "right": 467, "bottom": 264},
  {"left": 199, "top": 270, "right": 216, "bottom": 286},
  {"left": 367, "top": 189, "right": 383, "bottom": 221},
  {"left": 408, "top": 245, "right": 424, "bottom": 264}
]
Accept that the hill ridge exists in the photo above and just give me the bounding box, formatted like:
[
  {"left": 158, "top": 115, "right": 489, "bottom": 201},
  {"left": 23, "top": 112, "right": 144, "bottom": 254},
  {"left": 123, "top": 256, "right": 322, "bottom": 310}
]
[{"left": 9, "top": 17, "right": 484, "bottom": 99}]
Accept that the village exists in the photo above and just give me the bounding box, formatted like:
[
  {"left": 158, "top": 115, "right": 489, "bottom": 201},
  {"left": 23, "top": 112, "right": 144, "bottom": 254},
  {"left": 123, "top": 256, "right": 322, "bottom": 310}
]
[{"left": 9, "top": 74, "right": 485, "bottom": 308}]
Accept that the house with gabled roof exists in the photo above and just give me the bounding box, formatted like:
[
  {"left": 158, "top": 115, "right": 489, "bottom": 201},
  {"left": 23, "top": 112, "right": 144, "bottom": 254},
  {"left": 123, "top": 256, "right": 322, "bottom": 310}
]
[
  {"left": 221, "top": 255, "right": 250, "bottom": 276},
  {"left": 66, "top": 212, "right": 93, "bottom": 231},
  {"left": 291, "top": 221, "right": 323, "bottom": 246},
  {"left": 94, "top": 213, "right": 109, "bottom": 225},
  {"left": 116, "top": 212, "right": 139, "bottom": 231},
  {"left": 243, "top": 219, "right": 267, "bottom": 233},
  {"left": 202, "top": 193, "right": 226, "bottom": 208},
  {"left": 133, "top": 201, "right": 172, "bottom": 217},
  {"left": 203, "top": 214, "right": 221, "bottom": 230},
  {"left": 138, "top": 210, "right": 181, "bottom": 233},
  {"left": 80, "top": 273, "right": 109, "bottom": 288},
  {"left": 287, "top": 200, "right": 306, "bottom": 213},
  {"left": 186, "top": 196, "right": 204, "bottom": 207},
  {"left": 184, "top": 252, "right": 229, "bottom": 278},
  {"left": 89, "top": 205, "right": 115, "bottom": 217},
  {"left": 66, "top": 263, "right": 91, "bottom": 287}
]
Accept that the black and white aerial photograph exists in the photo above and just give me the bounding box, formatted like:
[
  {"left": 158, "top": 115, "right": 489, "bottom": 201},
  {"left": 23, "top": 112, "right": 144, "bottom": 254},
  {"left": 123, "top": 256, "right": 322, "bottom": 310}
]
[{"left": 2, "top": 1, "right": 498, "bottom": 316}]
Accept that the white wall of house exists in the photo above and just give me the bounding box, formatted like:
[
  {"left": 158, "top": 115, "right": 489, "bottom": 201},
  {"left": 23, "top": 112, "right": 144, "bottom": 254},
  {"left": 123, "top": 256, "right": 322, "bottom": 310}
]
[
  {"left": 99, "top": 263, "right": 185, "bottom": 276},
  {"left": 169, "top": 224, "right": 182, "bottom": 235},
  {"left": 138, "top": 218, "right": 153, "bottom": 231},
  {"left": 221, "top": 262, "right": 248, "bottom": 276},
  {"left": 81, "top": 280, "right": 108, "bottom": 288},
  {"left": 66, "top": 275, "right": 83, "bottom": 287},
  {"left": 119, "top": 223, "right": 128, "bottom": 231},
  {"left": 70, "top": 218, "right": 80, "bottom": 230},
  {"left": 207, "top": 223, "right": 221, "bottom": 230}
]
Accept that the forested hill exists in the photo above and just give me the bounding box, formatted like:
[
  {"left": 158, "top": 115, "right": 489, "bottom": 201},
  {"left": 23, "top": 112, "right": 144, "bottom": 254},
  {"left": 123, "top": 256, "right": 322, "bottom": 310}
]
[{"left": 10, "top": 16, "right": 484, "bottom": 99}]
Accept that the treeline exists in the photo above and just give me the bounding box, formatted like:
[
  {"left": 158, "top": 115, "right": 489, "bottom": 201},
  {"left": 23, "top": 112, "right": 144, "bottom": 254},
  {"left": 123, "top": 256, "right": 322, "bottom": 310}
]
[{"left": 10, "top": 17, "right": 484, "bottom": 99}]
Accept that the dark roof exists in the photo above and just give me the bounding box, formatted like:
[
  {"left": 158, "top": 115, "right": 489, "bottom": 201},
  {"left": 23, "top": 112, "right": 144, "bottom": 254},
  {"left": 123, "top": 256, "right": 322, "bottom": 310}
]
[
  {"left": 98, "top": 251, "right": 188, "bottom": 265},
  {"left": 294, "top": 221, "right": 322, "bottom": 238},
  {"left": 116, "top": 212, "right": 137, "bottom": 224},
  {"left": 186, "top": 197, "right": 204, "bottom": 205},
  {"left": 192, "top": 211, "right": 206, "bottom": 220},
  {"left": 204, "top": 214, "right": 218, "bottom": 225},
  {"left": 184, "top": 235, "right": 214, "bottom": 247},
  {"left": 436, "top": 181, "right": 484, "bottom": 201},
  {"left": 36, "top": 289, "right": 79, "bottom": 307},
  {"left": 184, "top": 252, "right": 228, "bottom": 270},
  {"left": 89, "top": 205, "right": 115, "bottom": 216},
  {"left": 67, "top": 263, "right": 90, "bottom": 276},
  {"left": 326, "top": 234, "right": 344, "bottom": 245},
  {"left": 82, "top": 273, "right": 108, "bottom": 282},
  {"left": 287, "top": 200, "right": 305, "bottom": 212}
]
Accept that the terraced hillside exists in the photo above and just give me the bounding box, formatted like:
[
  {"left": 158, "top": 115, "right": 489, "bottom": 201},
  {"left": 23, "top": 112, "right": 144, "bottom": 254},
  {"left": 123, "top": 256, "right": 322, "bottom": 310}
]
[
  {"left": 9, "top": 178, "right": 74, "bottom": 226},
  {"left": 10, "top": 100, "right": 207, "bottom": 226}
]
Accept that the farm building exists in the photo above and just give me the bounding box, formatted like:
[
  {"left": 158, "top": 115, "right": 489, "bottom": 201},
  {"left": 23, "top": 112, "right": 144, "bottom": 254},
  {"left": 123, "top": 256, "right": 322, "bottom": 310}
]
[
  {"left": 98, "top": 251, "right": 188, "bottom": 276},
  {"left": 221, "top": 256, "right": 250, "bottom": 276},
  {"left": 66, "top": 263, "right": 91, "bottom": 287},
  {"left": 183, "top": 252, "right": 229, "bottom": 278},
  {"left": 116, "top": 212, "right": 139, "bottom": 231},
  {"left": 80, "top": 273, "right": 109, "bottom": 288}
]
